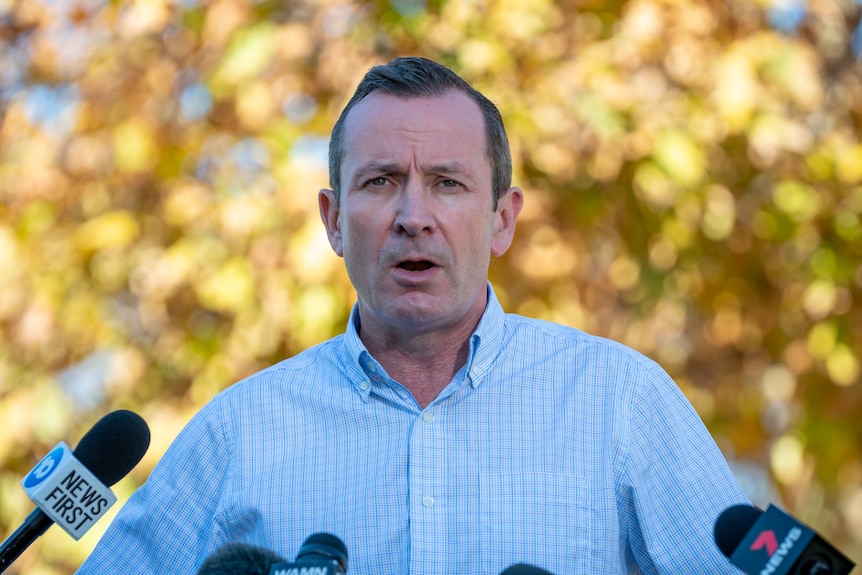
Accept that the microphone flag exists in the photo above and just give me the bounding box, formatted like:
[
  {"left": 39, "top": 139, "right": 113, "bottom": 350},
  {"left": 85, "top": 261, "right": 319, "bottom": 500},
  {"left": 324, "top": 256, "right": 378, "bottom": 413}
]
[
  {"left": 728, "top": 504, "right": 854, "bottom": 575},
  {"left": 21, "top": 441, "right": 117, "bottom": 540}
]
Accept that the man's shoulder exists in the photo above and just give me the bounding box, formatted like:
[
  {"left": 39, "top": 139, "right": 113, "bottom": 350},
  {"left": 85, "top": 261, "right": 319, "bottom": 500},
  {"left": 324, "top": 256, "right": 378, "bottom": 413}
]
[
  {"left": 504, "top": 312, "right": 588, "bottom": 339},
  {"left": 503, "top": 313, "right": 662, "bottom": 371},
  {"left": 215, "top": 334, "right": 347, "bottom": 398}
]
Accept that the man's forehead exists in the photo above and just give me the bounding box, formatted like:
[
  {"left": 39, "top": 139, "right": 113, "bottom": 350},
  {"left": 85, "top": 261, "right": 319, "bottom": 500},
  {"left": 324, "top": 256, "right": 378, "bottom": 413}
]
[
  {"left": 336, "top": 89, "right": 491, "bottom": 185},
  {"left": 351, "top": 159, "right": 476, "bottom": 177},
  {"left": 342, "top": 89, "right": 484, "bottom": 133}
]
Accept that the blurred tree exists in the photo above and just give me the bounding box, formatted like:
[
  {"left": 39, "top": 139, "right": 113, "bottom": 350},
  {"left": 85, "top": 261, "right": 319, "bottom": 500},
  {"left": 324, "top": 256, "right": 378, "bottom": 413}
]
[{"left": 1, "top": 0, "right": 861, "bottom": 572}]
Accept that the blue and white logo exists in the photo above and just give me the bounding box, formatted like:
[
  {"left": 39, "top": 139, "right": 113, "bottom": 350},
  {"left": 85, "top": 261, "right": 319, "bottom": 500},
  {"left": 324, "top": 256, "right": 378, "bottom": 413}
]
[
  {"left": 20, "top": 441, "right": 116, "bottom": 540},
  {"left": 23, "top": 445, "right": 66, "bottom": 489}
]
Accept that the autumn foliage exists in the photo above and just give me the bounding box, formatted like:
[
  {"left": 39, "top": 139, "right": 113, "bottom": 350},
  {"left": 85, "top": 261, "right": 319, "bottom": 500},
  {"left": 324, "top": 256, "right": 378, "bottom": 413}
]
[{"left": 1, "top": 0, "right": 862, "bottom": 572}]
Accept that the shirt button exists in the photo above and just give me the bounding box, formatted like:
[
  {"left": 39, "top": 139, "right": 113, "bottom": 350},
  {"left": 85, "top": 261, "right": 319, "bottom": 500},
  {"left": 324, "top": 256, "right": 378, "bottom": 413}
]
[
  {"left": 422, "top": 496, "right": 435, "bottom": 508},
  {"left": 360, "top": 380, "right": 370, "bottom": 391},
  {"left": 422, "top": 412, "right": 434, "bottom": 424}
]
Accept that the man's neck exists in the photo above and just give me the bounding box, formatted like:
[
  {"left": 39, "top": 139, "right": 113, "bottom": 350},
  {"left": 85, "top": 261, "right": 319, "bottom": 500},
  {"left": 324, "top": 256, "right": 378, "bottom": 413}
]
[
  {"left": 359, "top": 316, "right": 480, "bottom": 410},
  {"left": 370, "top": 335, "right": 471, "bottom": 409}
]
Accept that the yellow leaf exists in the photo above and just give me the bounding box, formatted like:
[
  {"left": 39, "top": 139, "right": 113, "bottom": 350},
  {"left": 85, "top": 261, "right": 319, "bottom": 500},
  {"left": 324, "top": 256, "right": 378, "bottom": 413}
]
[
  {"left": 807, "top": 321, "right": 837, "bottom": 360},
  {"left": 654, "top": 131, "right": 705, "bottom": 187},
  {"left": 836, "top": 145, "right": 862, "bottom": 185},
  {"left": 702, "top": 185, "right": 736, "bottom": 241},
  {"left": 211, "top": 23, "right": 277, "bottom": 92},
  {"left": 826, "top": 345, "right": 860, "bottom": 387},
  {"left": 73, "top": 210, "right": 140, "bottom": 253},
  {"left": 712, "top": 49, "right": 758, "bottom": 132},
  {"left": 112, "top": 119, "right": 158, "bottom": 173},
  {"left": 195, "top": 258, "right": 256, "bottom": 314},
  {"left": 772, "top": 180, "right": 821, "bottom": 222},
  {"left": 770, "top": 433, "right": 806, "bottom": 486}
]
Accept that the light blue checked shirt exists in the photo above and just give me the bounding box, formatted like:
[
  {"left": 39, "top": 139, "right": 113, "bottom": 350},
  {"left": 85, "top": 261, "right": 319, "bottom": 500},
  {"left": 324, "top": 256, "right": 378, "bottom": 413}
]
[{"left": 77, "top": 285, "right": 746, "bottom": 575}]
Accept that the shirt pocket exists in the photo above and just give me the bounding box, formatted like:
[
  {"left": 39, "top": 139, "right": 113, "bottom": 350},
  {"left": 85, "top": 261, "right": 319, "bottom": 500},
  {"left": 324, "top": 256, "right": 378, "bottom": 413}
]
[{"left": 479, "top": 472, "right": 600, "bottom": 575}]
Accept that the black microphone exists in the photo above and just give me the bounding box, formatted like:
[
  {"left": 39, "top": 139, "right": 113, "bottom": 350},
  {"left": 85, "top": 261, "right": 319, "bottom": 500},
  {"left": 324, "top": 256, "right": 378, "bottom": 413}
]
[
  {"left": 196, "top": 542, "right": 288, "bottom": 575},
  {"left": 269, "top": 532, "right": 348, "bottom": 575},
  {"left": 714, "top": 503, "right": 855, "bottom": 575},
  {"left": 0, "top": 409, "right": 150, "bottom": 573},
  {"left": 500, "top": 563, "right": 554, "bottom": 574},
  {"left": 197, "top": 533, "right": 348, "bottom": 575}
]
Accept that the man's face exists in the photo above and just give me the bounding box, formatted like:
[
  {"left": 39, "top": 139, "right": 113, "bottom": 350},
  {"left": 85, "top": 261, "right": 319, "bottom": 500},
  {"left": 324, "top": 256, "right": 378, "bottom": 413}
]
[{"left": 319, "top": 90, "right": 522, "bottom": 339}]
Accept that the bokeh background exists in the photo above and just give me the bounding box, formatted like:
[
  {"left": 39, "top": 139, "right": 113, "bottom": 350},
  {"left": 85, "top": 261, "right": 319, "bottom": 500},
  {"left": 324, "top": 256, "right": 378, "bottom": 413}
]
[{"left": 2, "top": 0, "right": 862, "bottom": 572}]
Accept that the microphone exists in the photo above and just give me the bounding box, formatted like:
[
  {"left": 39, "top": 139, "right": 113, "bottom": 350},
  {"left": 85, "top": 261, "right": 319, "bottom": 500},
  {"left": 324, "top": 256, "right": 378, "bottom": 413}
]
[
  {"left": 714, "top": 503, "right": 855, "bottom": 575},
  {"left": 269, "top": 532, "right": 348, "bottom": 575},
  {"left": 197, "top": 533, "right": 348, "bottom": 575},
  {"left": 500, "top": 563, "right": 554, "bottom": 574},
  {"left": 0, "top": 409, "right": 150, "bottom": 573},
  {"left": 196, "top": 542, "right": 287, "bottom": 575}
]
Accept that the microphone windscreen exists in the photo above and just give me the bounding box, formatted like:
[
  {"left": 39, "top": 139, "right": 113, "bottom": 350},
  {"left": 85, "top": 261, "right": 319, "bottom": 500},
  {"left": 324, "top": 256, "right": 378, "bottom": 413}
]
[
  {"left": 297, "top": 532, "right": 348, "bottom": 570},
  {"left": 72, "top": 409, "right": 151, "bottom": 487},
  {"left": 197, "top": 542, "right": 286, "bottom": 575},
  {"left": 713, "top": 504, "right": 763, "bottom": 557},
  {"left": 500, "top": 563, "right": 554, "bottom": 575}
]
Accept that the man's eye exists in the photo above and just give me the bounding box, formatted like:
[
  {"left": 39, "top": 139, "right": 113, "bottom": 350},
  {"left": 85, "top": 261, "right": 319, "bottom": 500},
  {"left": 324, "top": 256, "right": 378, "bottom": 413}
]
[
  {"left": 441, "top": 179, "right": 460, "bottom": 187},
  {"left": 369, "top": 177, "right": 388, "bottom": 186}
]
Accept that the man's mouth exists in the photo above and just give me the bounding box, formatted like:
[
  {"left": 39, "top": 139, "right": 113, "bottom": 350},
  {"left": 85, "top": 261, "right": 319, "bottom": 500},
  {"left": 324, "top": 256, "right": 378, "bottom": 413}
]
[{"left": 397, "top": 260, "right": 435, "bottom": 272}]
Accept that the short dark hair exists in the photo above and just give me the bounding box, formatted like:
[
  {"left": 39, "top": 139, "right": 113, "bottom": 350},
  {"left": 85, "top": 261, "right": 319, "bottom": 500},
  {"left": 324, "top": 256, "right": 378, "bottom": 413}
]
[{"left": 328, "top": 56, "right": 512, "bottom": 209}]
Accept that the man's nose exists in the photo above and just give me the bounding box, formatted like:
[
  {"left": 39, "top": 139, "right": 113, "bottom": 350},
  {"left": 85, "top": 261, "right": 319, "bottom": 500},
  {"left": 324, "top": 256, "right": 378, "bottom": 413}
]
[{"left": 393, "top": 180, "right": 436, "bottom": 236}]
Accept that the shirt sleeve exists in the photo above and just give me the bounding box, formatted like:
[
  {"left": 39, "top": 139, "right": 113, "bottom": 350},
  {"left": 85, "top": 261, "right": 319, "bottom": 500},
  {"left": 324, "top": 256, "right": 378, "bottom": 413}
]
[
  {"left": 75, "top": 399, "right": 233, "bottom": 574},
  {"left": 617, "top": 360, "right": 748, "bottom": 574}
]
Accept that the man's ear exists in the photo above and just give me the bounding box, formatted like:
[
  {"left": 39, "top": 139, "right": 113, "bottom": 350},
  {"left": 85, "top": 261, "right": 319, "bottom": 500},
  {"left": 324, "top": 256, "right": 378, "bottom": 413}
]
[
  {"left": 318, "top": 189, "right": 344, "bottom": 257},
  {"left": 491, "top": 186, "right": 524, "bottom": 257}
]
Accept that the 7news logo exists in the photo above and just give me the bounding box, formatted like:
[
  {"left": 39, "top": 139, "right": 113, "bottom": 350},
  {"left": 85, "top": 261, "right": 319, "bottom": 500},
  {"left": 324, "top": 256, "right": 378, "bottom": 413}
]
[
  {"left": 728, "top": 505, "right": 854, "bottom": 575},
  {"left": 748, "top": 526, "right": 803, "bottom": 575}
]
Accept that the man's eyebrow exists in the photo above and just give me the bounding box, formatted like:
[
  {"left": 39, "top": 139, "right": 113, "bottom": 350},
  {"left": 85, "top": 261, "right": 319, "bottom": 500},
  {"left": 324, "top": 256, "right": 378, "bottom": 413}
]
[
  {"left": 426, "top": 161, "right": 470, "bottom": 175},
  {"left": 349, "top": 160, "right": 476, "bottom": 183},
  {"left": 351, "top": 161, "right": 402, "bottom": 181}
]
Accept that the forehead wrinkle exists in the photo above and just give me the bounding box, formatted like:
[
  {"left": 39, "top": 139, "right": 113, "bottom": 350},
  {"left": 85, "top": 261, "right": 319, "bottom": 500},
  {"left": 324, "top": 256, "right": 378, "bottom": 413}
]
[
  {"left": 348, "top": 159, "right": 482, "bottom": 189},
  {"left": 340, "top": 92, "right": 490, "bottom": 187},
  {"left": 352, "top": 160, "right": 402, "bottom": 178},
  {"left": 350, "top": 156, "right": 476, "bottom": 175},
  {"left": 425, "top": 161, "right": 471, "bottom": 175}
]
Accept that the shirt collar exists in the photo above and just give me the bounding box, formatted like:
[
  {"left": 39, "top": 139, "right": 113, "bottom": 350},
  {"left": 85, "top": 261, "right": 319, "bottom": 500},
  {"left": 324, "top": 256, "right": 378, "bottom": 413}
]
[{"left": 340, "top": 282, "right": 505, "bottom": 398}]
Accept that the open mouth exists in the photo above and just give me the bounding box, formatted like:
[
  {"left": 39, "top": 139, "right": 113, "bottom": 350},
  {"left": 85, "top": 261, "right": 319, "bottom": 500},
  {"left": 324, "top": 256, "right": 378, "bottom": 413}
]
[{"left": 397, "top": 260, "right": 435, "bottom": 272}]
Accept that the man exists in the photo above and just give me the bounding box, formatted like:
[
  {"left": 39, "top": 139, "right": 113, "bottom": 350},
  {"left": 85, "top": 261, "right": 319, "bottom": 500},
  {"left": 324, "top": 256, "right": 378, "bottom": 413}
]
[{"left": 77, "top": 57, "right": 747, "bottom": 574}]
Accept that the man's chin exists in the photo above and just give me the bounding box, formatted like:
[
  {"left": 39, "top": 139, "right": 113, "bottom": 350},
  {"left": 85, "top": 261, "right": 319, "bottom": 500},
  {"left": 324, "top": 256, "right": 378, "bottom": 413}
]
[
  {"left": 385, "top": 297, "right": 484, "bottom": 334},
  {"left": 388, "top": 297, "right": 446, "bottom": 325}
]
